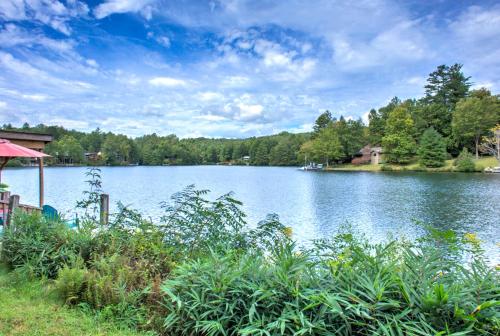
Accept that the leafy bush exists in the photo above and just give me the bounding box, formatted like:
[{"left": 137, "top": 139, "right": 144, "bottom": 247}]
[
  {"left": 54, "top": 260, "right": 88, "bottom": 305},
  {"left": 454, "top": 148, "right": 476, "bottom": 172},
  {"left": 0, "top": 212, "right": 91, "bottom": 278},
  {"left": 161, "top": 230, "right": 500, "bottom": 335},
  {"left": 160, "top": 185, "right": 289, "bottom": 259}
]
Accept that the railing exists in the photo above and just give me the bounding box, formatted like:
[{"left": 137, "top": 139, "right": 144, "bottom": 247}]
[{"left": 0, "top": 192, "right": 42, "bottom": 227}]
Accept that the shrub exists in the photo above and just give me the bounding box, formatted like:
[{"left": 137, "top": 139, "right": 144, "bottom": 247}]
[
  {"left": 54, "top": 260, "right": 88, "bottom": 305},
  {"left": 418, "top": 127, "right": 448, "bottom": 167},
  {"left": 161, "top": 231, "right": 500, "bottom": 335},
  {"left": 0, "top": 212, "right": 91, "bottom": 278},
  {"left": 454, "top": 148, "right": 476, "bottom": 172},
  {"left": 160, "top": 185, "right": 289, "bottom": 259}
]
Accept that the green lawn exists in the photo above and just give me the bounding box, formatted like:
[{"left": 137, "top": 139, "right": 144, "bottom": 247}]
[
  {"left": 0, "top": 266, "right": 150, "bottom": 336},
  {"left": 326, "top": 156, "right": 498, "bottom": 172}
]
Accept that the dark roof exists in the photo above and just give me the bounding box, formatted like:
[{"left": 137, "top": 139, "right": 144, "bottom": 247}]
[{"left": 0, "top": 130, "right": 53, "bottom": 143}]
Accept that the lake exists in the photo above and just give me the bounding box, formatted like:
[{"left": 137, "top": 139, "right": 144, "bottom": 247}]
[{"left": 3, "top": 166, "right": 500, "bottom": 261}]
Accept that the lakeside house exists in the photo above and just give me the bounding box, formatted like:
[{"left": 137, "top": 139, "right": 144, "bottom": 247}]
[{"left": 351, "top": 145, "right": 384, "bottom": 165}]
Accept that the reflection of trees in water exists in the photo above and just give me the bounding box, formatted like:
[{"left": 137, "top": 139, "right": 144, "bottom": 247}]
[{"left": 306, "top": 172, "right": 500, "bottom": 249}]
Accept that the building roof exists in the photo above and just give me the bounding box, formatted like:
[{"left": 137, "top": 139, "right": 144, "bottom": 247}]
[{"left": 0, "top": 130, "right": 53, "bottom": 143}]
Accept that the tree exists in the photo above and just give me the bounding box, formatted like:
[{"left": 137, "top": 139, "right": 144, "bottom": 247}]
[
  {"left": 334, "top": 117, "right": 366, "bottom": 161},
  {"left": 368, "top": 108, "right": 385, "bottom": 145},
  {"left": 382, "top": 105, "right": 417, "bottom": 164},
  {"left": 252, "top": 141, "right": 269, "bottom": 165},
  {"left": 452, "top": 90, "right": 499, "bottom": 158},
  {"left": 102, "top": 134, "right": 132, "bottom": 164},
  {"left": 313, "top": 110, "right": 332, "bottom": 135},
  {"left": 417, "top": 128, "right": 447, "bottom": 167},
  {"left": 479, "top": 125, "right": 500, "bottom": 165},
  {"left": 311, "top": 125, "right": 343, "bottom": 167},
  {"left": 422, "top": 64, "right": 471, "bottom": 139}
]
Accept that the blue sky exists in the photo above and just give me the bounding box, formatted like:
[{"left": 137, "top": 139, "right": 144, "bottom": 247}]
[{"left": 0, "top": 0, "right": 499, "bottom": 138}]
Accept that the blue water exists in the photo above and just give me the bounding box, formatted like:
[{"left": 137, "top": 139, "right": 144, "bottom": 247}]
[{"left": 3, "top": 166, "right": 500, "bottom": 261}]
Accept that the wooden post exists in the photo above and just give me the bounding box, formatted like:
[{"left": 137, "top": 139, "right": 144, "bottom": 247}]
[
  {"left": 38, "top": 157, "right": 44, "bottom": 208},
  {"left": 6, "top": 194, "right": 20, "bottom": 227},
  {"left": 100, "top": 193, "right": 109, "bottom": 225}
]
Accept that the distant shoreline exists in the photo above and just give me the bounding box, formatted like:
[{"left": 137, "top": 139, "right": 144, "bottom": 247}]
[{"left": 4, "top": 156, "right": 498, "bottom": 174}]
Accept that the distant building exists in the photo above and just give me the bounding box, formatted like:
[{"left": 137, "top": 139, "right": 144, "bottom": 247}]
[
  {"left": 351, "top": 145, "right": 383, "bottom": 165},
  {"left": 242, "top": 155, "right": 250, "bottom": 161},
  {"left": 84, "top": 152, "right": 102, "bottom": 161}
]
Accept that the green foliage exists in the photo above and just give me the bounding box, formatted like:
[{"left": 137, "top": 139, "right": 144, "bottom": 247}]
[
  {"left": 313, "top": 110, "right": 332, "bottom": 135},
  {"left": 382, "top": 105, "right": 417, "bottom": 163},
  {"left": 161, "top": 229, "right": 500, "bottom": 335},
  {"left": 0, "top": 212, "right": 91, "bottom": 278},
  {"left": 160, "top": 185, "right": 289, "bottom": 258},
  {"left": 418, "top": 127, "right": 448, "bottom": 167},
  {"left": 452, "top": 90, "right": 499, "bottom": 158},
  {"left": 54, "top": 260, "right": 88, "bottom": 305},
  {"left": 454, "top": 148, "right": 476, "bottom": 172},
  {"left": 422, "top": 64, "right": 471, "bottom": 138},
  {"left": 45, "top": 135, "right": 85, "bottom": 164}
]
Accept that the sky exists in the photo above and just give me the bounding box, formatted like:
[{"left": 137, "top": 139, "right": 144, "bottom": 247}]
[{"left": 0, "top": 0, "right": 499, "bottom": 138}]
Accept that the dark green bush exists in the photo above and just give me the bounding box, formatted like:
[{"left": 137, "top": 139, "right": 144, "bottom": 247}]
[{"left": 454, "top": 148, "right": 476, "bottom": 172}]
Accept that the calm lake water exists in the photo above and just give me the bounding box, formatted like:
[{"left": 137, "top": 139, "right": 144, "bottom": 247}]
[{"left": 3, "top": 166, "right": 500, "bottom": 261}]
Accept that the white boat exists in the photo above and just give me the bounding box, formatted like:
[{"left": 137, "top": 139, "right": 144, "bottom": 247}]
[
  {"left": 484, "top": 166, "right": 500, "bottom": 173},
  {"left": 299, "top": 162, "right": 323, "bottom": 171}
]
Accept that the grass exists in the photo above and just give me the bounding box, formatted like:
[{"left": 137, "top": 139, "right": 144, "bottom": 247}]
[
  {"left": 326, "top": 156, "right": 499, "bottom": 172},
  {"left": 0, "top": 266, "right": 149, "bottom": 336}
]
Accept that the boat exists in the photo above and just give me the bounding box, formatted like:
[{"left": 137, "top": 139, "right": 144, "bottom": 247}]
[
  {"left": 299, "top": 162, "right": 324, "bottom": 171},
  {"left": 484, "top": 166, "right": 500, "bottom": 173}
]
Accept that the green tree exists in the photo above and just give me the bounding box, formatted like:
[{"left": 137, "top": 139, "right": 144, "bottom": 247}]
[
  {"left": 382, "top": 105, "right": 417, "bottom": 164},
  {"left": 452, "top": 90, "right": 499, "bottom": 158},
  {"left": 102, "top": 134, "right": 132, "bottom": 164},
  {"left": 311, "top": 125, "right": 343, "bottom": 167},
  {"left": 367, "top": 108, "right": 384, "bottom": 145},
  {"left": 46, "top": 135, "right": 84, "bottom": 164},
  {"left": 417, "top": 128, "right": 447, "bottom": 167},
  {"left": 252, "top": 141, "right": 269, "bottom": 165},
  {"left": 422, "top": 64, "right": 471, "bottom": 138},
  {"left": 313, "top": 110, "right": 332, "bottom": 136}
]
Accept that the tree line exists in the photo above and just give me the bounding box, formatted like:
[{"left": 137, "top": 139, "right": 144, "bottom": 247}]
[
  {"left": 2, "top": 64, "right": 499, "bottom": 168},
  {"left": 301, "top": 64, "right": 500, "bottom": 167}
]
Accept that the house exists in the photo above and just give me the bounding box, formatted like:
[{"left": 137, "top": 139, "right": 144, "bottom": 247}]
[
  {"left": 351, "top": 145, "right": 371, "bottom": 165},
  {"left": 242, "top": 155, "right": 250, "bottom": 161},
  {"left": 351, "top": 145, "right": 383, "bottom": 165},
  {"left": 370, "top": 146, "right": 383, "bottom": 165},
  {"left": 84, "top": 152, "right": 102, "bottom": 162}
]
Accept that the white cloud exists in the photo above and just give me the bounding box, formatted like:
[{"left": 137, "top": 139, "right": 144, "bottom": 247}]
[
  {"left": 196, "top": 91, "right": 224, "bottom": 101},
  {"left": 22, "top": 93, "right": 49, "bottom": 101},
  {"left": 0, "top": 0, "right": 89, "bottom": 35},
  {"left": 0, "top": 101, "right": 7, "bottom": 109},
  {"left": 149, "top": 77, "right": 187, "bottom": 87},
  {"left": 94, "top": 0, "right": 155, "bottom": 19}
]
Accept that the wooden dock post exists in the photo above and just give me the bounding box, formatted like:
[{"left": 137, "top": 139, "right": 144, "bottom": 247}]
[
  {"left": 100, "top": 193, "right": 109, "bottom": 225},
  {"left": 6, "top": 194, "right": 20, "bottom": 227}
]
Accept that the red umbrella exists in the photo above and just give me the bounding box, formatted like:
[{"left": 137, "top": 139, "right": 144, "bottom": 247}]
[{"left": 0, "top": 138, "right": 51, "bottom": 206}]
